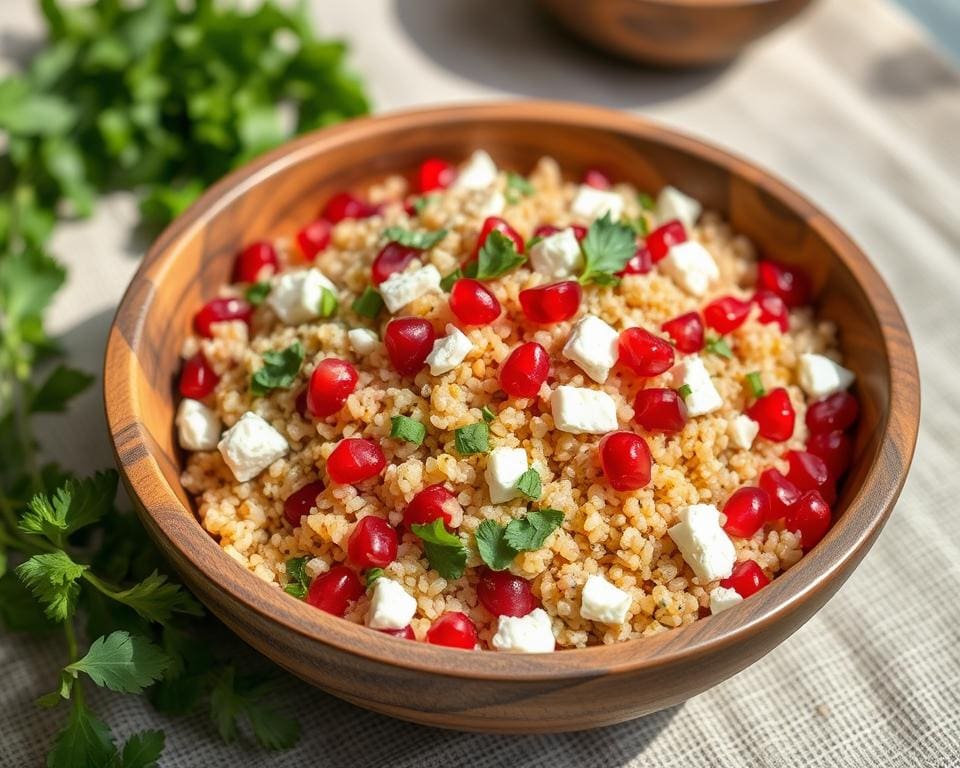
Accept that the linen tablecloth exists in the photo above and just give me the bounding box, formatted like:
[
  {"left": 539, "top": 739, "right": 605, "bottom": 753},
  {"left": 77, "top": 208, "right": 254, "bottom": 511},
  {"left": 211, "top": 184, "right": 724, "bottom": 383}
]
[{"left": 2, "top": 0, "right": 959, "bottom": 765}]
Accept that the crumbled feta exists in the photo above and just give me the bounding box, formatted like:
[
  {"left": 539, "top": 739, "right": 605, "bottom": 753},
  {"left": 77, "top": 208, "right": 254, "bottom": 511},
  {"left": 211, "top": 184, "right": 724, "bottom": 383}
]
[
  {"left": 267, "top": 268, "right": 337, "bottom": 325},
  {"left": 798, "top": 353, "right": 855, "bottom": 399},
  {"left": 379, "top": 264, "right": 442, "bottom": 313},
  {"left": 656, "top": 186, "right": 702, "bottom": 230},
  {"left": 562, "top": 315, "right": 620, "bottom": 383},
  {"left": 425, "top": 323, "right": 472, "bottom": 376},
  {"left": 453, "top": 149, "right": 498, "bottom": 190},
  {"left": 579, "top": 574, "right": 632, "bottom": 624},
  {"left": 674, "top": 356, "right": 723, "bottom": 417},
  {"left": 571, "top": 185, "right": 624, "bottom": 221},
  {"left": 367, "top": 578, "right": 418, "bottom": 630},
  {"left": 659, "top": 241, "right": 719, "bottom": 297},
  {"left": 485, "top": 446, "right": 529, "bottom": 505},
  {"left": 709, "top": 586, "right": 743, "bottom": 615},
  {"left": 729, "top": 414, "right": 760, "bottom": 450},
  {"left": 529, "top": 228, "right": 584, "bottom": 279},
  {"left": 551, "top": 386, "right": 619, "bottom": 435},
  {"left": 175, "top": 399, "right": 221, "bottom": 451},
  {"left": 668, "top": 504, "right": 736, "bottom": 582},
  {"left": 217, "top": 412, "right": 288, "bottom": 482},
  {"left": 304, "top": 557, "right": 328, "bottom": 579},
  {"left": 491, "top": 608, "right": 556, "bottom": 653},
  {"left": 478, "top": 190, "right": 506, "bottom": 218},
  {"left": 348, "top": 328, "right": 379, "bottom": 355}
]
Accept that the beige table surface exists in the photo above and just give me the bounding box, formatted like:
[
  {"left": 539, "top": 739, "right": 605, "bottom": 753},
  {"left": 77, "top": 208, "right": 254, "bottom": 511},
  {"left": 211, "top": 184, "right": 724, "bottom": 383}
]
[{"left": 3, "top": 0, "right": 959, "bottom": 765}]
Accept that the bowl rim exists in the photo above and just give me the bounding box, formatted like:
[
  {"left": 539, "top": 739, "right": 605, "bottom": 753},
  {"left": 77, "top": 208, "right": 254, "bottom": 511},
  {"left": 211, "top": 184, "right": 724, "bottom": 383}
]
[{"left": 104, "top": 100, "right": 919, "bottom": 682}]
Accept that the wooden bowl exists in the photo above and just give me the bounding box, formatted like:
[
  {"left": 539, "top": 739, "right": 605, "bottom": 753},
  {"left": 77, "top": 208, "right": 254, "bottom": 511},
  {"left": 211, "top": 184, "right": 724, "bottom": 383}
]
[
  {"left": 539, "top": 0, "right": 815, "bottom": 67},
  {"left": 104, "top": 102, "right": 919, "bottom": 733}
]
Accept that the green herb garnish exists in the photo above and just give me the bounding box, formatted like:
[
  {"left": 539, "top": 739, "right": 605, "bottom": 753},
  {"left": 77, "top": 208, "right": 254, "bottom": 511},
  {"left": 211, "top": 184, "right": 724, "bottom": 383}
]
[
  {"left": 454, "top": 423, "right": 490, "bottom": 455},
  {"left": 351, "top": 286, "right": 384, "bottom": 319},
  {"left": 382, "top": 226, "right": 448, "bottom": 250},
  {"left": 637, "top": 193, "right": 655, "bottom": 211},
  {"left": 365, "top": 568, "right": 384, "bottom": 588},
  {"left": 475, "top": 509, "right": 565, "bottom": 571},
  {"left": 525, "top": 235, "right": 544, "bottom": 251},
  {"left": 466, "top": 230, "right": 526, "bottom": 280},
  {"left": 439, "top": 268, "right": 463, "bottom": 292},
  {"left": 390, "top": 415, "right": 427, "bottom": 447},
  {"left": 318, "top": 287, "right": 338, "bottom": 318},
  {"left": 746, "top": 371, "right": 766, "bottom": 398},
  {"left": 578, "top": 212, "right": 636, "bottom": 286},
  {"left": 411, "top": 195, "right": 434, "bottom": 215},
  {"left": 706, "top": 336, "right": 733, "bottom": 359},
  {"left": 245, "top": 281, "right": 272, "bottom": 305},
  {"left": 678, "top": 384, "right": 693, "bottom": 399},
  {"left": 481, "top": 405, "right": 496, "bottom": 423},
  {"left": 475, "top": 520, "right": 517, "bottom": 571},
  {"left": 515, "top": 468, "right": 542, "bottom": 500},
  {"left": 505, "top": 171, "right": 535, "bottom": 203},
  {"left": 284, "top": 558, "right": 310, "bottom": 599},
  {"left": 251, "top": 341, "right": 304, "bottom": 396},
  {"left": 410, "top": 520, "right": 468, "bottom": 580}
]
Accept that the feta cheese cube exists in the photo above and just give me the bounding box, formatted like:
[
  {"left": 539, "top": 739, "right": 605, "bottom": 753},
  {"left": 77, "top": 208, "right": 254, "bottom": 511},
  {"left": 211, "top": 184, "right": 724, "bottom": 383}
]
[
  {"left": 667, "top": 504, "right": 736, "bottom": 582},
  {"left": 579, "top": 574, "right": 632, "bottom": 624},
  {"left": 485, "top": 446, "right": 529, "bottom": 504},
  {"left": 348, "top": 328, "right": 379, "bottom": 355},
  {"left": 729, "top": 414, "right": 759, "bottom": 450},
  {"left": 478, "top": 190, "right": 506, "bottom": 218},
  {"left": 304, "top": 557, "right": 328, "bottom": 579},
  {"left": 550, "top": 386, "right": 619, "bottom": 435},
  {"left": 267, "top": 268, "right": 337, "bottom": 325},
  {"left": 491, "top": 608, "right": 556, "bottom": 653},
  {"left": 798, "top": 353, "right": 855, "bottom": 399},
  {"left": 571, "top": 185, "right": 624, "bottom": 221},
  {"left": 709, "top": 586, "right": 743, "bottom": 615},
  {"left": 562, "top": 315, "right": 620, "bottom": 383},
  {"left": 659, "top": 241, "right": 719, "bottom": 297},
  {"left": 176, "top": 398, "right": 221, "bottom": 451},
  {"left": 656, "top": 186, "right": 702, "bottom": 230},
  {"left": 379, "top": 264, "right": 441, "bottom": 313},
  {"left": 425, "top": 324, "right": 473, "bottom": 376},
  {"left": 367, "top": 577, "right": 418, "bottom": 630},
  {"left": 453, "top": 149, "right": 498, "bottom": 190},
  {"left": 674, "top": 356, "right": 723, "bottom": 417},
  {"left": 217, "top": 412, "right": 288, "bottom": 482},
  {"left": 529, "top": 228, "right": 584, "bottom": 279}
]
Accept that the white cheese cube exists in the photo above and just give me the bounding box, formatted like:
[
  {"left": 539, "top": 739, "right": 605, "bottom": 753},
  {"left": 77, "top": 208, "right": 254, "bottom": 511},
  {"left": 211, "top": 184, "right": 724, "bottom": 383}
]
[
  {"left": 579, "top": 574, "right": 632, "bottom": 624},
  {"left": 571, "top": 185, "right": 624, "bottom": 221},
  {"left": 491, "top": 608, "right": 556, "bottom": 653},
  {"left": 529, "top": 228, "right": 584, "bottom": 279},
  {"left": 729, "top": 414, "right": 760, "bottom": 450},
  {"left": 367, "top": 577, "right": 418, "bottom": 630},
  {"left": 659, "top": 241, "right": 719, "bottom": 297},
  {"left": 425, "top": 324, "right": 473, "bottom": 376},
  {"left": 656, "top": 185, "right": 702, "bottom": 230},
  {"left": 674, "top": 356, "right": 723, "bottom": 417},
  {"left": 478, "top": 190, "right": 506, "bottom": 218},
  {"left": 668, "top": 504, "right": 736, "bottom": 582},
  {"left": 453, "top": 149, "right": 498, "bottom": 190},
  {"left": 798, "top": 353, "right": 855, "bottom": 399},
  {"left": 267, "top": 268, "right": 337, "bottom": 325},
  {"left": 304, "top": 557, "right": 329, "bottom": 579},
  {"left": 176, "top": 399, "right": 221, "bottom": 451},
  {"left": 217, "top": 412, "right": 288, "bottom": 482},
  {"left": 379, "top": 264, "right": 441, "bottom": 313},
  {"left": 348, "top": 328, "right": 379, "bottom": 355},
  {"left": 709, "top": 586, "right": 743, "bottom": 615},
  {"left": 485, "top": 446, "right": 529, "bottom": 505},
  {"left": 550, "top": 386, "right": 619, "bottom": 435},
  {"left": 562, "top": 314, "right": 620, "bottom": 383}
]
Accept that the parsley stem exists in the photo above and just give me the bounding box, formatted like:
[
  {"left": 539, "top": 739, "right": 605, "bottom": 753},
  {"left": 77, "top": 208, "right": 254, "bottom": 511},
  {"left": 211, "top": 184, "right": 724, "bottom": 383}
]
[
  {"left": 13, "top": 377, "right": 40, "bottom": 487},
  {"left": 81, "top": 570, "right": 127, "bottom": 602}
]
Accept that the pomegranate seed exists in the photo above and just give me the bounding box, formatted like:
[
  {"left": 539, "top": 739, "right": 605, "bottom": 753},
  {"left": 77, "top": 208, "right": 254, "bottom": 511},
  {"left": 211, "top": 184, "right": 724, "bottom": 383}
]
[
  {"left": 518, "top": 281, "right": 582, "bottom": 324},
  {"left": 583, "top": 168, "right": 612, "bottom": 189},
  {"left": 233, "top": 241, "right": 278, "bottom": 283},
  {"left": 786, "top": 450, "right": 830, "bottom": 493},
  {"left": 599, "top": 431, "right": 652, "bottom": 491},
  {"left": 347, "top": 516, "right": 398, "bottom": 569},
  {"left": 759, "top": 468, "right": 801, "bottom": 520},
  {"left": 449, "top": 278, "right": 501, "bottom": 325},
  {"left": 785, "top": 490, "right": 832, "bottom": 550},
  {"left": 499, "top": 342, "right": 550, "bottom": 398},
  {"left": 384, "top": 317, "right": 436, "bottom": 376},
  {"left": 746, "top": 388, "right": 795, "bottom": 442},
  {"left": 807, "top": 430, "right": 853, "bottom": 480},
  {"left": 633, "top": 388, "right": 686, "bottom": 433},
  {"left": 426, "top": 612, "right": 478, "bottom": 649},
  {"left": 283, "top": 480, "right": 325, "bottom": 527},
  {"left": 719, "top": 561, "right": 770, "bottom": 598},
  {"left": 757, "top": 259, "right": 811, "bottom": 308},
  {"left": 296, "top": 219, "right": 332, "bottom": 261},
  {"left": 619, "top": 245, "right": 653, "bottom": 276},
  {"left": 326, "top": 439, "right": 386, "bottom": 485},
  {"left": 403, "top": 484, "right": 462, "bottom": 529},
  {"left": 704, "top": 296, "right": 751, "bottom": 334},
  {"left": 380, "top": 625, "right": 415, "bottom": 640},
  {"left": 194, "top": 297, "right": 252, "bottom": 338},
  {"left": 306, "top": 564, "right": 363, "bottom": 616},
  {"left": 618, "top": 328, "right": 674, "bottom": 377},
  {"left": 372, "top": 242, "right": 419, "bottom": 285},
  {"left": 322, "top": 192, "right": 381, "bottom": 223},
  {"left": 533, "top": 224, "right": 587, "bottom": 241},
  {"left": 646, "top": 220, "right": 687, "bottom": 263},
  {"left": 179, "top": 353, "right": 219, "bottom": 399},
  {"left": 477, "top": 569, "right": 537, "bottom": 617},
  {"left": 307, "top": 358, "right": 358, "bottom": 418},
  {"left": 417, "top": 157, "right": 456, "bottom": 192},
  {"left": 471, "top": 216, "right": 525, "bottom": 260},
  {"left": 661, "top": 312, "right": 704, "bottom": 354},
  {"left": 806, "top": 391, "right": 859, "bottom": 434},
  {"left": 753, "top": 290, "right": 789, "bottom": 332},
  {"left": 721, "top": 487, "right": 770, "bottom": 538}
]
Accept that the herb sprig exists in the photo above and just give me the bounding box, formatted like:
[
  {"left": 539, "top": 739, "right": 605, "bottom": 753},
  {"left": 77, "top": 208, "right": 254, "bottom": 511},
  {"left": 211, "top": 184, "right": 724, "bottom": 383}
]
[
  {"left": 475, "top": 508, "right": 565, "bottom": 571},
  {"left": 578, "top": 213, "right": 637, "bottom": 286}
]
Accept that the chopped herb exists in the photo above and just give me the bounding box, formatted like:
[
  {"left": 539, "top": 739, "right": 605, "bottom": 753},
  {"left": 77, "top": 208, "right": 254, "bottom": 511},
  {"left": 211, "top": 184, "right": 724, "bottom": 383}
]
[
  {"left": 365, "top": 568, "right": 384, "bottom": 588},
  {"left": 245, "top": 281, "right": 271, "bottom": 305},
  {"left": 678, "top": 384, "right": 693, "bottom": 399},
  {"left": 454, "top": 423, "right": 490, "bottom": 455},
  {"left": 481, "top": 405, "right": 496, "bottom": 423},
  {"left": 578, "top": 212, "right": 636, "bottom": 286},
  {"left": 469, "top": 230, "right": 526, "bottom": 280},
  {"left": 283, "top": 558, "right": 309, "bottom": 599},
  {"left": 637, "top": 193, "right": 655, "bottom": 211},
  {"left": 746, "top": 371, "right": 766, "bottom": 398},
  {"left": 525, "top": 235, "right": 544, "bottom": 251},
  {"left": 475, "top": 520, "right": 517, "bottom": 571},
  {"left": 318, "top": 287, "right": 338, "bottom": 318},
  {"left": 515, "top": 468, "right": 542, "bottom": 500},
  {"left": 411, "top": 195, "right": 435, "bottom": 215},
  {"left": 410, "top": 520, "right": 468, "bottom": 580},
  {"left": 382, "top": 226, "right": 448, "bottom": 250},
  {"left": 706, "top": 336, "right": 733, "bottom": 359},
  {"left": 351, "top": 286, "right": 384, "bottom": 319},
  {"left": 439, "top": 268, "right": 463, "bottom": 292},
  {"left": 503, "top": 508, "right": 565, "bottom": 552},
  {"left": 505, "top": 171, "right": 535, "bottom": 203},
  {"left": 629, "top": 216, "right": 650, "bottom": 237},
  {"left": 390, "top": 415, "right": 427, "bottom": 447},
  {"left": 250, "top": 341, "right": 304, "bottom": 397}
]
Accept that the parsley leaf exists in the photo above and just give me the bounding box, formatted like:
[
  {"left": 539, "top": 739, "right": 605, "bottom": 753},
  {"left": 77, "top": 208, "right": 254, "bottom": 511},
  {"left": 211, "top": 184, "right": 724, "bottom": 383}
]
[
  {"left": 251, "top": 341, "right": 304, "bottom": 397},
  {"left": 475, "top": 520, "right": 517, "bottom": 571},
  {"left": 365, "top": 568, "right": 384, "bottom": 588},
  {"left": 46, "top": 700, "right": 117, "bottom": 768},
  {"left": 351, "top": 286, "right": 384, "bottom": 319},
  {"left": 20, "top": 470, "right": 118, "bottom": 542},
  {"left": 210, "top": 666, "right": 301, "bottom": 750},
  {"left": 439, "top": 268, "right": 462, "bottom": 293},
  {"left": 119, "top": 730, "right": 165, "bottom": 768},
  {"left": 503, "top": 509, "right": 564, "bottom": 552},
  {"left": 481, "top": 405, "right": 496, "bottom": 423},
  {"left": 678, "top": 384, "right": 693, "bottom": 399},
  {"left": 411, "top": 195, "right": 435, "bottom": 215},
  {"left": 30, "top": 364, "right": 94, "bottom": 413},
  {"left": 16, "top": 551, "right": 88, "bottom": 622},
  {"left": 65, "top": 631, "right": 171, "bottom": 694},
  {"left": 578, "top": 213, "right": 636, "bottom": 286},
  {"left": 515, "top": 468, "right": 542, "bottom": 500},
  {"left": 706, "top": 336, "right": 733, "bottom": 359},
  {"left": 746, "top": 371, "right": 766, "bottom": 398},
  {"left": 89, "top": 571, "right": 203, "bottom": 624},
  {"left": 637, "top": 193, "right": 655, "bottom": 211},
  {"left": 390, "top": 415, "right": 427, "bottom": 447},
  {"left": 454, "top": 422, "right": 490, "bottom": 455},
  {"left": 411, "top": 519, "right": 468, "bottom": 580},
  {"left": 382, "top": 226, "right": 448, "bottom": 250},
  {"left": 318, "top": 287, "right": 338, "bottom": 318},
  {"left": 245, "top": 281, "right": 271, "bottom": 305},
  {"left": 284, "top": 557, "right": 309, "bottom": 599},
  {"left": 505, "top": 171, "right": 534, "bottom": 203},
  {"left": 467, "top": 230, "right": 526, "bottom": 280}
]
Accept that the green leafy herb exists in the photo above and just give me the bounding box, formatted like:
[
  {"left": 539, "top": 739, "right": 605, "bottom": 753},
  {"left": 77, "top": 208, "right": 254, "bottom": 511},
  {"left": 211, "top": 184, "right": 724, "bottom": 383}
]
[
  {"left": 678, "top": 384, "right": 693, "bottom": 399},
  {"left": 439, "top": 268, "right": 463, "bottom": 292},
  {"left": 283, "top": 558, "right": 309, "bottom": 599},
  {"left": 706, "top": 336, "right": 733, "bottom": 359},
  {"left": 84, "top": 571, "right": 202, "bottom": 625},
  {"left": 245, "top": 281, "right": 272, "bottom": 306},
  {"left": 118, "top": 730, "right": 166, "bottom": 768},
  {"left": 475, "top": 520, "right": 517, "bottom": 571},
  {"left": 505, "top": 171, "right": 535, "bottom": 203},
  {"left": 64, "top": 631, "right": 171, "bottom": 695},
  {"left": 365, "top": 568, "right": 384, "bottom": 588},
  {"left": 351, "top": 286, "right": 384, "bottom": 319},
  {"left": 503, "top": 508, "right": 565, "bottom": 552},
  {"left": 628, "top": 216, "right": 650, "bottom": 237},
  {"left": 31, "top": 365, "right": 95, "bottom": 413},
  {"left": 515, "top": 468, "right": 542, "bottom": 500},
  {"left": 20, "top": 471, "right": 118, "bottom": 542},
  {"left": 746, "top": 371, "right": 766, "bottom": 398},
  {"left": 382, "top": 226, "right": 448, "bottom": 250},
  {"left": 46, "top": 700, "right": 118, "bottom": 768},
  {"left": 210, "top": 666, "right": 301, "bottom": 750},
  {"left": 17, "top": 551, "right": 88, "bottom": 622},
  {"left": 637, "top": 193, "right": 655, "bottom": 211},
  {"left": 466, "top": 230, "right": 526, "bottom": 280},
  {"left": 318, "top": 287, "right": 338, "bottom": 318},
  {"left": 525, "top": 235, "right": 544, "bottom": 251},
  {"left": 411, "top": 195, "right": 435, "bottom": 215},
  {"left": 578, "top": 213, "right": 637, "bottom": 286},
  {"left": 390, "top": 415, "right": 427, "bottom": 447},
  {"left": 481, "top": 405, "right": 496, "bottom": 423},
  {"left": 251, "top": 341, "right": 304, "bottom": 396},
  {"left": 454, "top": 423, "right": 490, "bottom": 455},
  {"left": 410, "top": 520, "right": 468, "bottom": 580}
]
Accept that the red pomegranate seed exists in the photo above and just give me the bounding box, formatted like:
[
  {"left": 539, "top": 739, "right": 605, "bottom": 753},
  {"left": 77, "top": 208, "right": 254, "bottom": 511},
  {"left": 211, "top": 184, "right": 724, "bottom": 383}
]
[
  {"left": 477, "top": 569, "right": 537, "bottom": 617},
  {"left": 499, "top": 342, "right": 550, "bottom": 398},
  {"left": 321, "top": 192, "right": 380, "bottom": 223},
  {"left": 347, "top": 516, "right": 398, "bottom": 569},
  {"left": 786, "top": 450, "right": 830, "bottom": 493},
  {"left": 807, "top": 430, "right": 853, "bottom": 480},
  {"left": 296, "top": 219, "right": 332, "bottom": 262},
  {"left": 619, "top": 245, "right": 653, "bottom": 276},
  {"left": 661, "top": 312, "right": 704, "bottom": 354},
  {"left": 806, "top": 391, "right": 859, "bottom": 434},
  {"left": 518, "top": 281, "right": 582, "bottom": 324},
  {"left": 719, "top": 560, "right": 770, "bottom": 598},
  {"left": 194, "top": 297, "right": 252, "bottom": 338},
  {"left": 704, "top": 296, "right": 751, "bottom": 334},
  {"left": 306, "top": 565, "right": 363, "bottom": 616},
  {"left": 757, "top": 259, "right": 811, "bottom": 308},
  {"left": 326, "top": 439, "right": 386, "bottom": 485},
  {"left": 533, "top": 224, "right": 587, "bottom": 241},
  {"left": 403, "top": 484, "right": 462, "bottom": 529},
  {"left": 785, "top": 490, "right": 832, "bottom": 550},
  {"left": 449, "top": 278, "right": 501, "bottom": 325},
  {"left": 384, "top": 317, "right": 436, "bottom": 376},
  {"left": 599, "top": 431, "right": 652, "bottom": 491},
  {"left": 233, "top": 241, "right": 278, "bottom": 283},
  {"left": 583, "top": 168, "right": 611, "bottom": 189},
  {"left": 471, "top": 216, "right": 525, "bottom": 260},
  {"left": 721, "top": 487, "right": 770, "bottom": 538},
  {"left": 618, "top": 328, "right": 674, "bottom": 377},
  {"left": 418, "top": 157, "right": 456, "bottom": 192},
  {"left": 307, "top": 358, "right": 358, "bottom": 418},
  {"left": 646, "top": 220, "right": 687, "bottom": 263},
  {"left": 179, "top": 353, "right": 219, "bottom": 399},
  {"left": 372, "top": 242, "right": 419, "bottom": 285},
  {"left": 759, "top": 468, "right": 801, "bottom": 520},
  {"left": 746, "top": 388, "right": 795, "bottom": 442},
  {"left": 283, "top": 480, "right": 325, "bottom": 527},
  {"left": 379, "top": 625, "right": 415, "bottom": 640},
  {"left": 633, "top": 388, "right": 686, "bottom": 433},
  {"left": 753, "top": 290, "right": 789, "bottom": 332},
  {"left": 426, "top": 612, "right": 478, "bottom": 649}
]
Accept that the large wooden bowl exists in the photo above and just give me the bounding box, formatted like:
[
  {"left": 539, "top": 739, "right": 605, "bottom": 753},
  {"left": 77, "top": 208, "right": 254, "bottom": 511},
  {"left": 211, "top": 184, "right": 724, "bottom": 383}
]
[
  {"left": 104, "top": 102, "right": 919, "bottom": 733},
  {"left": 539, "top": 0, "right": 815, "bottom": 67}
]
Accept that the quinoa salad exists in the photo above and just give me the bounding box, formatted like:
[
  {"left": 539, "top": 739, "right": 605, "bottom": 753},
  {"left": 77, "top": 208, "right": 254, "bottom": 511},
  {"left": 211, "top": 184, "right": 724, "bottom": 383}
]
[{"left": 175, "top": 150, "right": 859, "bottom": 652}]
